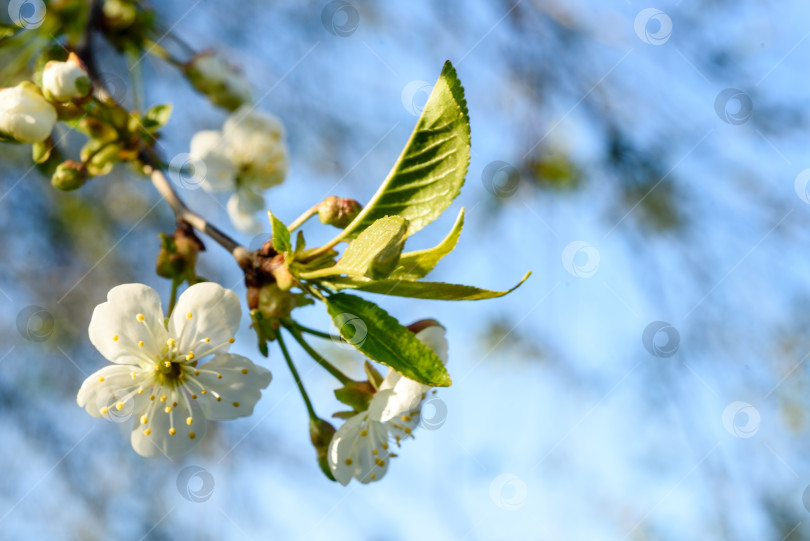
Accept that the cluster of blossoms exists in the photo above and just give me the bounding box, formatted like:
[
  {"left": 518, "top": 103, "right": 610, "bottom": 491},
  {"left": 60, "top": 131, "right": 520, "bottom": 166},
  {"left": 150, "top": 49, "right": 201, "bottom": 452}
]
[
  {"left": 0, "top": 54, "right": 90, "bottom": 144},
  {"left": 77, "top": 281, "right": 448, "bottom": 484},
  {"left": 188, "top": 106, "right": 289, "bottom": 233}
]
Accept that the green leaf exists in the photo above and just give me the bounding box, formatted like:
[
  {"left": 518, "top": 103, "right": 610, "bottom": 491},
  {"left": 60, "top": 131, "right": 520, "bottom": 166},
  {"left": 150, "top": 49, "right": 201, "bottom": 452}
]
[
  {"left": 301, "top": 216, "right": 408, "bottom": 280},
  {"left": 143, "top": 103, "right": 172, "bottom": 131},
  {"left": 324, "top": 271, "right": 532, "bottom": 301},
  {"left": 269, "top": 211, "right": 291, "bottom": 252},
  {"left": 391, "top": 207, "right": 464, "bottom": 280},
  {"left": 324, "top": 293, "right": 451, "bottom": 387},
  {"left": 340, "top": 61, "right": 470, "bottom": 240}
]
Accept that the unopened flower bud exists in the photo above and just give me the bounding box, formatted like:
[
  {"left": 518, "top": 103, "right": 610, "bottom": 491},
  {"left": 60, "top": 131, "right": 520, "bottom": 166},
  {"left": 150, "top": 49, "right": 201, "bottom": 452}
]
[
  {"left": 186, "top": 52, "right": 252, "bottom": 111},
  {"left": 42, "top": 53, "right": 92, "bottom": 103},
  {"left": 310, "top": 417, "right": 337, "bottom": 482},
  {"left": 51, "top": 160, "right": 87, "bottom": 191},
  {"left": 257, "top": 283, "right": 296, "bottom": 319},
  {"left": 0, "top": 82, "right": 57, "bottom": 144},
  {"left": 318, "top": 196, "right": 362, "bottom": 229}
]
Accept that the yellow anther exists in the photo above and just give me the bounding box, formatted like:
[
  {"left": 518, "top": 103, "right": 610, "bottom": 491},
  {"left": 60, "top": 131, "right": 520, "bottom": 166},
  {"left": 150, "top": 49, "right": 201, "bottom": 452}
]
[
  {"left": 186, "top": 352, "right": 194, "bottom": 361},
  {"left": 112, "top": 335, "right": 119, "bottom": 342},
  {"left": 186, "top": 417, "right": 193, "bottom": 425},
  {"left": 194, "top": 370, "right": 200, "bottom": 376},
  {"left": 232, "top": 401, "right": 240, "bottom": 407},
  {"left": 167, "top": 338, "right": 175, "bottom": 347},
  {"left": 372, "top": 449, "right": 378, "bottom": 456},
  {"left": 201, "top": 389, "right": 207, "bottom": 394},
  {"left": 189, "top": 432, "right": 196, "bottom": 439},
  {"left": 360, "top": 430, "right": 368, "bottom": 437},
  {"left": 98, "top": 376, "right": 105, "bottom": 382},
  {"left": 172, "top": 401, "right": 178, "bottom": 407},
  {"left": 345, "top": 458, "right": 353, "bottom": 466},
  {"left": 382, "top": 443, "right": 388, "bottom": 450},
  {"left": 191, "top": 394, "right": 197, "bottom": 399},
  {"left": 377, "top": 460, "right": 385, "bottom": 467},
  {"left": 136, "top": 313, "right": 145, "bottom": 322},
  {"left": 131, "top": 373, "right": 137, "bottom": 380},
  {"left": 204, "top": 337, "right": 210, "bottom": 343},
  {"left": 150, "top": 394, "right": 156, "bottom": 401},
  {"left": 144, "top": 428, "right": 151, "bottom": 436},
  {"left": 140, "top": 416, "right": 148, "bottom": 424},
  {"left": 241, "top": 368, "right": 249, "bottom": 375},
  {"left": 228, "top": 338, "right": 235, "bottom": 344},
  {"left": 186, "top": 312, "right": 193, "bottom": 319},
  {"left": 115, "top": 403, "right": 124, "bottom": 411},
  {"left": 100, "top": 407, "right": 109, "bottom": 415},
  {"left": 137, "top": 341, "right": 144, "bottom": 348},
  {"left": 370, "top": 473, "right": 376, "bottom": 480},
  {"left": 159, "top": 395, "right": 167, "bottom": 402},
  {"left": 216, "top": 397, "right": 222, "bottom": 402},
  {"left": 216, "top": 374, "right": 222, "bottom": 379},
  {"left": 164, "top": 406, "right": 172, "bottom": 413},
  {"left": 401, "top": 415, "right": 411, "bottom": 422},
  {"left": 169, "top": 428, "right": 176, "bottom": 436},
  {"left": 163, "top": 361, "right": 171, "bottom": 368},
  {"left": 404, "top": 427, "right": 412, "bottom": 434},
  {"left": 137, "top": 388, "right": 144, "bottom": 394}
]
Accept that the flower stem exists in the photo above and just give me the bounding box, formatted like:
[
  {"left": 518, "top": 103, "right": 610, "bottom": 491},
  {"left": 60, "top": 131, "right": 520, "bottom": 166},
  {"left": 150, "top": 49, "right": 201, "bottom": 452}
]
[
  {"left": 167, "top": 278, "right": 180, "bottom": 316},
  {"left": 283, "top": 322, "right": 354, "bottom": 385},
  {"left": 288, "top": 320, "right": 343, "bottom": 342},
  {"left": 277, "top": 331, "right": 317, "bottom": 420},
  {"left": 287, "top": 203, "right": 319, "bottom": 232}
]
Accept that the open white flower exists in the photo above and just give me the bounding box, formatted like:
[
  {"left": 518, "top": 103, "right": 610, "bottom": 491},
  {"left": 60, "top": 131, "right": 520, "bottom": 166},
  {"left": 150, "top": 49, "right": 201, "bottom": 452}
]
[
  {"left": 42, "top": 55, "right": 91, "bottom": 103},
  {"left": 328, "top": 325, "right": 448, "bottom": 485},
  {"left": 77, "top": 282, "right": 272, "bottom": 458},
  {"left": 188, "top": 105, "right": 289, "bottom": 232},
  {"left": 0, "top": 82, "right": 57, "bottom": 144}
]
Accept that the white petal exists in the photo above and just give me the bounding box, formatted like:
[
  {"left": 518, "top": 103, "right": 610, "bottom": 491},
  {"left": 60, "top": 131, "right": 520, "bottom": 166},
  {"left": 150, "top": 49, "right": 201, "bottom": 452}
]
[
  {"left": 168, "top": 282, "right": 241, "bottom": 356},
  {"left": 416, "top": 325, "right": 449, "bottom": 365},
  {"left": 131, "top": 402, "right": 207, "bottom": 459},
  {"left": 88, "top": 284, "right": 167, "bottom": 364},
  {"left": 194, "top": 354, "right": 271, "bottom": 420},
  {"left": 328, "top": 414, "right": 390, "bottom": 485},
  {"left": 226, "top": 190, "right": 264, "bottom": 233},
  {"left": 77, "top": 364, "right": 150, "bottom": 420},
  {"left": 189, "top": 130, "right": 236, "bottom": 192}
]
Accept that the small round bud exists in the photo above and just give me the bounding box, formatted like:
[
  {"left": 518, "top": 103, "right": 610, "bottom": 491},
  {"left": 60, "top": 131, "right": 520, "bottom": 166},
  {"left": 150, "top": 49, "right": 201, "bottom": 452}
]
[
  {"left": 257, "top": 283, "right": 296, "bottom": 319},
  {"left": 0, "top": 82, "right": 57, "bottom": 144},
  {"left": 51, "top": 160, "right": 87, "bottom": 191},
  {"left": 186, "top": 52, "right": 252, "bottom": 111},
  {"left": 42, "top": 53, "right": 92, "bottom": 103},
  {"left": 318, "top": 196, "right": 362, "bottom": 228}
]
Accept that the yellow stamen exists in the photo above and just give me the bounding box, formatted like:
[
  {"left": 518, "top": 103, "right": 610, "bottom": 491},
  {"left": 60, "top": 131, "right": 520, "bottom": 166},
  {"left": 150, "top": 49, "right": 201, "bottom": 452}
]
[
  {"left": 136, "top": 313, "right": 145, "bottom": 322},
  {"left": 216, "top": 397, "right": 222, "bottom": 402},
  {"left": 100, "top": 407, "right": 109, "bottom": 415},
  {"left": 115, "top": 403, "right": 124, "bottom": 411},
  {"left": 137, "top": 340, "right": 144, "bottom": 348},
  {"left": 186, "top": 417, "right": 193, "bottom": 425},
  {"left": 186, "top": 352, "right": 194, "bottom": 361},
  {"left": 217, "top": 374, "right": 222, "bottom": 379},
  {"left": 164, "top": 406, "right": 172, "bottom": 413},
  {"left": 189, "top": 432, "right": 196, "bottom": 439},
  {"left": 232, "top": 401, "right": 240, "bottom": 407},
  {"left": 140, "top": 416, "right": 148, "bottom": 424},
  {"left": 186, "top": 312, "right": 193, "bottom": 319},
  {"left": 112, "top": 335, "right": 118, "bottom": 342},
  {"left": 194, "top": 370, "right": 200, "bottom": 376},
  {"left": 204, "top": 337, "right": 210, "bottom": 343},
  {"left": 191, "top": 394, "right": 197, "bottom": 399},
  {"left": 345, "top": 458, "right": 353, "bottom": 466},
  {"left": 169, "top": 428, "right": 176, "bottom": 436},
  {"left": 144, "top": 428, "right": 151, "bottom": 436},
  {"left": 167, "top": 338, "right": 175, "bottom": 347},
  {"left": 160, "top": 395, "right": 167, "bottom": 402},
  {"left": 228, "top": 338, "right": 235, "bottom": 344},
  {"left": 98, "top": 376, "right": 105, "bottom": 382},
  {"left": 360, "top": 430, "right": 367, "bottom": 437},
  {"left": 241, "top": 368, "right": 249, "bottom": 374}
]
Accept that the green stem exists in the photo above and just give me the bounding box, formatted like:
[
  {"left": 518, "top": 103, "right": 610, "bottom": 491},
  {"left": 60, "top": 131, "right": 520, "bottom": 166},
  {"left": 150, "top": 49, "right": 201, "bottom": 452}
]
[
  {"left": 277, "top": 331, "right": 317, "bottom": 420},
  {"left": 283, "top": 323, "right": 354, "bottom": 385},
  {"left": 167, "top": 278, "right": 180, "bottom": 316},
  {"left": 288, "top": 320, "right": 343, "bottom": 342},
  {"left": 126, "top": 46, "right": 145, "bottom": 112},
  {"left": 288, "top": 203, "right": 319, "bottom": 232}
]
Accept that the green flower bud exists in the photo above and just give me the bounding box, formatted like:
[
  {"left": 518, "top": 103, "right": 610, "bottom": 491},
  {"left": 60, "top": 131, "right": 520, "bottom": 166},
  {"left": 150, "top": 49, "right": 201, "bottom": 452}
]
[
  {"left": 318, "top": 196, "right": 362, "bottom": 228},
  {"left": 51, "top": 160, "right": 87, "bottom": 191},
  {"left": 257, "top": 283, "right": 296, "bottom": 319},
  {"left": 310, "top": 418, "right": 337, "bottom": 482}
]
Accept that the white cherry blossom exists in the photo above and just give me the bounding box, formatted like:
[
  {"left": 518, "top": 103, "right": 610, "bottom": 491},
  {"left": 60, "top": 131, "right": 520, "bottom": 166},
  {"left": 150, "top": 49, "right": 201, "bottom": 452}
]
[
  {"left": 0, "top": 82, "right": 57, "bottom": 144},
  {"left": 77, "top": 282, "right": 272, "bottom": 458},
  {"left": 328, "top": 325, "right": 448, "bottom": 485}
]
